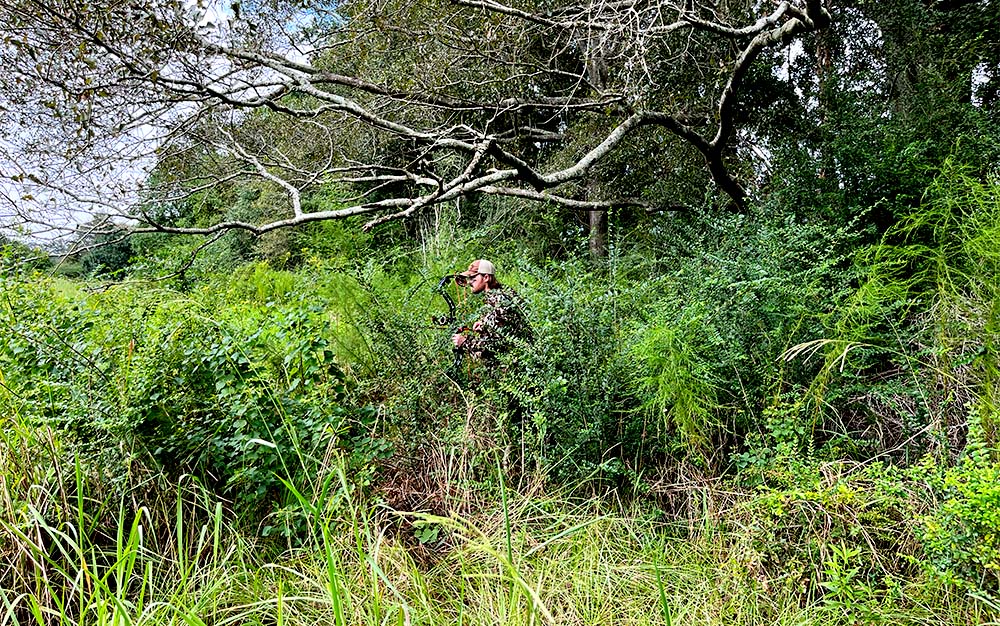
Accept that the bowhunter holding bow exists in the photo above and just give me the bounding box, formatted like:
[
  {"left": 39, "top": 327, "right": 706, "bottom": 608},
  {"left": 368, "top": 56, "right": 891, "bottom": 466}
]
[{"left": 450, "top": 259, "right": 532, "bottom": 366}]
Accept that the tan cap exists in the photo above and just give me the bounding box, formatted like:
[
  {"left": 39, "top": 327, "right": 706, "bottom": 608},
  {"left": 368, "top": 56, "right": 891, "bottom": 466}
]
[{"left": 459, "top": 259, "right": 495, "bottom": 276}]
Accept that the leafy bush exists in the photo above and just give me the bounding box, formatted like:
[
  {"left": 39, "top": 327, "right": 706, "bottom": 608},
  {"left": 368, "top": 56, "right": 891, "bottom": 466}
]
[
  {"left": 917, "top": 444, "right": 1000, "bottom": 591},
  {"left": 722, "top": 461, "right": 927, "bottom": 617},
  {"left": 0, "top": 272, "right": 388, "bottom": 534},
  {"left": 493, "top": 259, "right": 632, "bottom": 481},
  {"left": 620, "top": 207, "right": 860, "bottom": 466}
]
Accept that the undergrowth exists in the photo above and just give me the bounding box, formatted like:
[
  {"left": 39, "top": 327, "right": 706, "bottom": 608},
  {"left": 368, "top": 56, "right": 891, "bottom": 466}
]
[
  {"left": 1, "top": 417, "right": 997, "bottom": 626},
  {"left": 3, "top": 159, "right": 1000, "bottom": 623},
  {"left": 2, "top": 399, "right": 999, "bottom": 624}
]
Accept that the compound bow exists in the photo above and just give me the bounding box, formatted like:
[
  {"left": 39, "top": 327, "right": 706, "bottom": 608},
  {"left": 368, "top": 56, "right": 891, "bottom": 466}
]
[{"left": 433, "top": 273, "right": 469, "bottom": 376}]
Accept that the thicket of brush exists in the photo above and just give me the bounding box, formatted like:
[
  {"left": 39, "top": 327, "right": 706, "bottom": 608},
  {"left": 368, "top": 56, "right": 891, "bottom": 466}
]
[{"left": 3, "top": 163, "right": 1000, "bottom": 623}]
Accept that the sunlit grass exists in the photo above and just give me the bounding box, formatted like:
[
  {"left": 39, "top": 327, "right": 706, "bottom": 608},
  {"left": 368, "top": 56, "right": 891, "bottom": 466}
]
[{"left": 1, "top": 425, "right": 992, "bottom": 626}]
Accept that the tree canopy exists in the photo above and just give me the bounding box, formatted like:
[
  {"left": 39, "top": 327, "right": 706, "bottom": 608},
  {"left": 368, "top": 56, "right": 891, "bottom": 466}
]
[
  {"left": 1, "top": 0, "right": 997, "bottom": 253},
  {"left": 1, "top": 0, "right": 834, "bottom": 237}
]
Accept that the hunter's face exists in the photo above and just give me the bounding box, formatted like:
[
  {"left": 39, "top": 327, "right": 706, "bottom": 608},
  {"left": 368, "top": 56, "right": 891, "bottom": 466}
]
[{"left": 468, "top": 273, "right": 488, "bottom": 293}]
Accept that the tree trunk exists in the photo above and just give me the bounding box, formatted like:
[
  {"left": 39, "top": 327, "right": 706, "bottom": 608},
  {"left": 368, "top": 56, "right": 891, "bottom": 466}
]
[
  {"left": 586, "top": 32, "right": 609, "bottom": 259},
  {"left": 588, "top": 209, "right": 606, "bottom": 260}
]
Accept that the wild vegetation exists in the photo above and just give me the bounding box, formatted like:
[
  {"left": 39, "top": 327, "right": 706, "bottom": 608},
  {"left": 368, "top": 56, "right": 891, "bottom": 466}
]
[{"left": 2, "top": 0, "right": 1000, "bottom": 623}]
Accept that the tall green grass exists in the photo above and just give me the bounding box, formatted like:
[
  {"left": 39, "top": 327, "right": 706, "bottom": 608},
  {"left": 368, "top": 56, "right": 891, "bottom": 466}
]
[{"left": 2, "top": 413, "right": 994, "bottom": 626}]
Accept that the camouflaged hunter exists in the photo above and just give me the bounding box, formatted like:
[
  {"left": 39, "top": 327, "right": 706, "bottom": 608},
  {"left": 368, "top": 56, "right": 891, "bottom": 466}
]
[{"left": 451, "top": 259, "right": 531, "bottom": 364}]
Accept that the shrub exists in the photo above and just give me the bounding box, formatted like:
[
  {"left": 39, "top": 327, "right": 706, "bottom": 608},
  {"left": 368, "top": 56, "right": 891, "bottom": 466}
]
[
  {"left": 917, "top": 444, "right": 1000, "bottom": 591},
  {"left": 810, "top": 160, "right": 1000, "bottom": 459},
  {"left": 493, "top": 259, "right": 632, "bottom": 481},
  {"left": 0, "top": 273, "right": 389, "bottom": 535}
]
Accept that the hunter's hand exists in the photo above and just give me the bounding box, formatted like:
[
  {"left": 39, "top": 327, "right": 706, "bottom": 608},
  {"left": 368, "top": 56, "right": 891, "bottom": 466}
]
[{"left": 452, "top": 333, "right": 466, "bottom": 348}]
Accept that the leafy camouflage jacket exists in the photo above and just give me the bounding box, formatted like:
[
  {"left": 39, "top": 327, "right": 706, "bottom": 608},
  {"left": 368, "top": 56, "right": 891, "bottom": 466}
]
[{"left": 463, "top": 286, "right": 532, "bottom": 362}]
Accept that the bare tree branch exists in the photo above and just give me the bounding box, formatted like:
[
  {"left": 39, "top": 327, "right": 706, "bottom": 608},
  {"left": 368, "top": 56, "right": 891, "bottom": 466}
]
[{"left": 0, "top": 0, "right": 834, "bottom": 243}]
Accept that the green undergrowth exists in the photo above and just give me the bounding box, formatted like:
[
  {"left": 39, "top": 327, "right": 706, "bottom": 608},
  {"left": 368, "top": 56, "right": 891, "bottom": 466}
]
[
  {"left": 4, "top": 159, "right": 1000, "bottom": 622},
  {"left": 0, "top": 268, "right": 396, "bottom": 536},
  {"left": 2, "top": 415, "right": 998, "bottom": 626},
  {"left": 797, "top": 162, "right": 1000, "bottom": 460}
]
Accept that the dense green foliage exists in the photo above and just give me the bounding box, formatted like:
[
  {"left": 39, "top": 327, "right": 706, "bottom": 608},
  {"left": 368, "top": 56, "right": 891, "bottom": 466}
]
[
  {"left": 3, "top": 0, "right": 1000, "bottom": 621},
  {"left": 5, "top": 157, "right": 1000, "bottom": 620}
]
